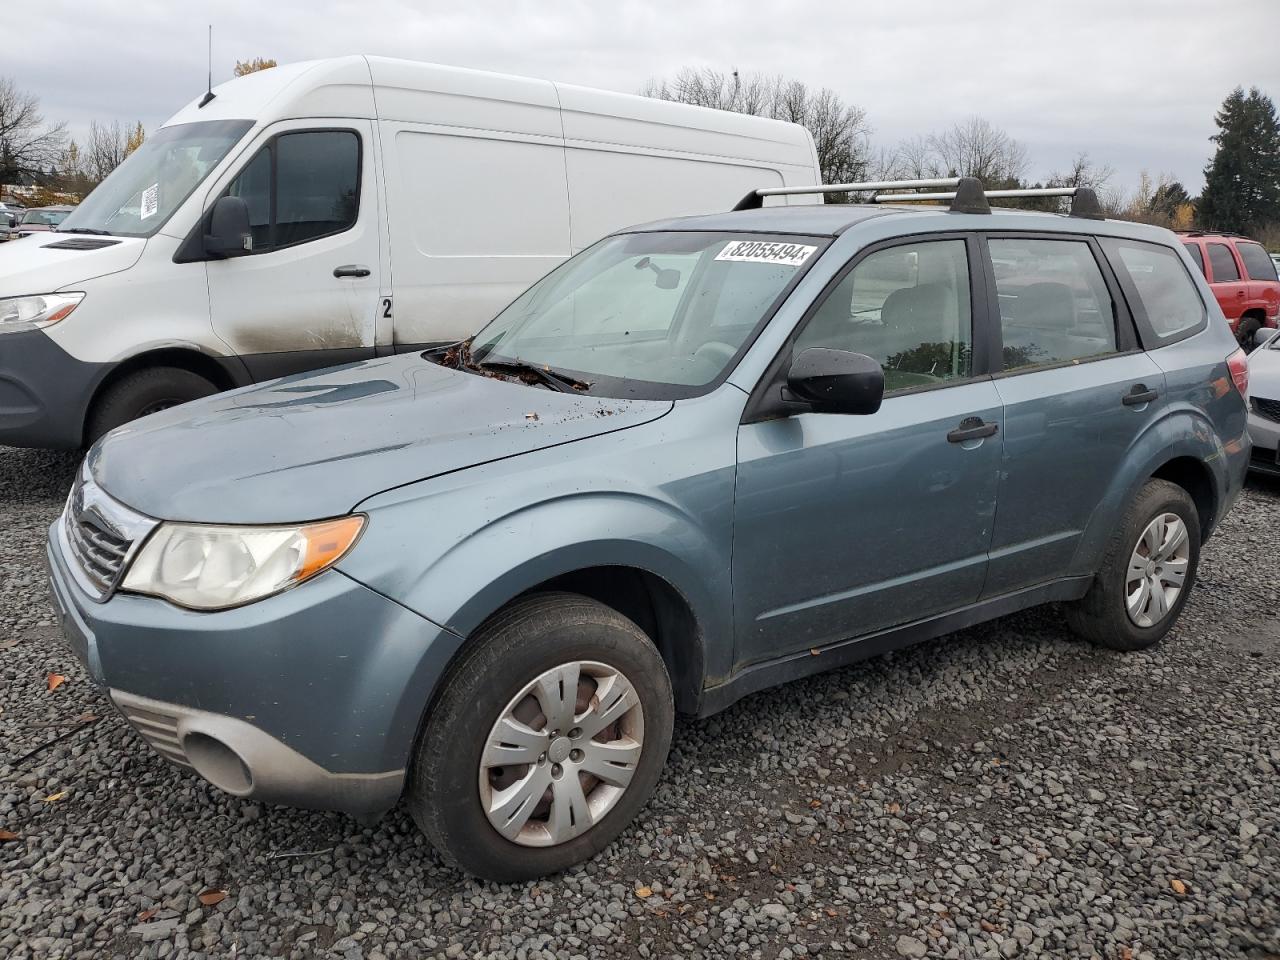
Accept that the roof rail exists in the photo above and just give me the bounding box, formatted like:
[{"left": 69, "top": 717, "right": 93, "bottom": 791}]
[
  {"left": 731, "top": 178, "right": 961, "bottom": 211},
  {"left": 872, "top": 177, "right": 1106, "bottom": 219}
]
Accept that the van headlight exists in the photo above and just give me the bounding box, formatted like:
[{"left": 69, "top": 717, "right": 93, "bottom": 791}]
[
  {"left": 121, "top": 516, "right": 366, "bottom": 610},
  {"left": 0, "top": 292, "right": 85, "bottom": 333}
]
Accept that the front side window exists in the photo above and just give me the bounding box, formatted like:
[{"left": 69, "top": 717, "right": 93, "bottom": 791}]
[
  {"left": 466, "top": 232, "right": 825, "bottom": 398},
  {"left": 1183, "top": 242, "right": 1206, "bottom": 276},
  {"left": 1207, "top": 243, "right": 1240, "bottom": 282},
  {"left": 795, "top": 239, "right": 972, "bottom": 392},
  {"left": 1238, "top": 242, "right": 1279, "bottom": 282},
  {"left": 58, "top": 119, "right": 252, "bottom": 238},
  {"left": 989, "top": 238, "right": 1117, "bottom": 371},
  {"left": 1105, "top": 239, "right": 1205, "bottom": 340},
  {"left": 224, "top": 130, "right": 360, "bottom": 253}
]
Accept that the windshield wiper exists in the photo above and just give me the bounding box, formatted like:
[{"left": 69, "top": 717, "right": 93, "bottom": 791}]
[
  {"left": 477, "top": 358, "right": 591, "bottom": 393},
  {"left": 59, "top": 227, "right": 112, "bottom": 236}
]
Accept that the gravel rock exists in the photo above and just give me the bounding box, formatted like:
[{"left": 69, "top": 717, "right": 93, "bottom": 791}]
[{"left": 2, "top": 444, "right": 1279, "bottom": 959}]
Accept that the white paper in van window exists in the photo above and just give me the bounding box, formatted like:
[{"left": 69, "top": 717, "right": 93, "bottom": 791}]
[
  {"left": 139, "top": 184, "right": 160, "bottom": 220},
  {"left": 715, "top": 240, "right": 816, "bottom": 266}
]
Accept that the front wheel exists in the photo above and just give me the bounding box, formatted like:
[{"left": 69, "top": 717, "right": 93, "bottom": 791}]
[
  {"left": 1065, "top": 478, "right": 1200, "bottom": 651},
  {"left": 408, "top": 593, "right": 674, "bottom": 881},
  {"left": 86, "top": 367, "right": 218, "bottom": 445}
]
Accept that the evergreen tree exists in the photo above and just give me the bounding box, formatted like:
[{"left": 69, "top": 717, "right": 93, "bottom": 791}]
[{"left": 1199, "top": 87, "right": 1280, "bottom": 235}]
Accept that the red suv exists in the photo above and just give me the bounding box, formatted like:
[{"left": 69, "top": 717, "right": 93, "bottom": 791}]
[{"left": 1179, "top": 232, "right": 1280, "bottom": 344}]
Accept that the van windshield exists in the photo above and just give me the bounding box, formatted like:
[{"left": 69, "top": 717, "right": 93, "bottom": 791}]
[
  {"left": 461, "top": 231, "right": 826, "bottom": 400},
  {"left": 58, "top": 119, "right": 253, "bottom": 239}
]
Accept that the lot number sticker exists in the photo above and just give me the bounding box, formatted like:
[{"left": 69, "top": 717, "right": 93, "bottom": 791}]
[
  {"left": 139, "top": 184, "right": 160, "bottom": 220},
  {"left": 715, "top": 240, "right": 816, "bottom": 266}
]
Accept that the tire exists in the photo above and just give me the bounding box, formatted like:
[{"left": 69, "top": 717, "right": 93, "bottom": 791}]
[
  {"left": 86, "top": 367, "right": 218, "bottom": 445},
  {"left": 1237, "top": 315, "right": 1262, "bottom": 349},
  {"left": 1065, "top": 479, "right": 1200, "bottom": 651},
  {"left": 409, "top": 592, "right": 674, "bottom": 882}
]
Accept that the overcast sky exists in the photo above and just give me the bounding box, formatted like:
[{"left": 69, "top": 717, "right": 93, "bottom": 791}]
[{"left": 10, "top": 0, "right": 1279, "bottom": 194}]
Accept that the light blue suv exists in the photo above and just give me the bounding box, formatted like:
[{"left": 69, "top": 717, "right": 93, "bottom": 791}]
[{"left": 47, "top": 178, "right": 1250, "bottom": 880}]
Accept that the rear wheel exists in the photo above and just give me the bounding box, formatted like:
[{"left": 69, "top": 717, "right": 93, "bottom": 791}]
[
  {"left": 86, "top": 367, "right": 218, "bottom": 445},
  {"left": 1065, "top": 479, "right": 1200, "bottom": 651},
  {"left": 1237, "top": 314, "right": 1263, "bottom": 349},
  {"left": 408, "top": 592, "right": 674, "bottom": 881}
]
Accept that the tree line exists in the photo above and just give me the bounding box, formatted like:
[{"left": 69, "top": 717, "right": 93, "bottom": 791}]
[{"left": 644, "top": 68, "right": 1280, "bottom": 247}]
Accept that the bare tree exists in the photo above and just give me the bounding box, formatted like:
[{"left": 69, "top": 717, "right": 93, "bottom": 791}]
[
  {"left": 86, "top": 120, "right": 129, "bottom": 184},
  {"left": 0, "top": 77, "right": 67, "bottom": 184},
  {"left": 927, "top": 116, "right": 1028, "bottom": 185},
  {"left": 1047, "top": 152, "right": 1114, "bottom": 191},
  {"left": 642, "top": 68, "right": 871, "bottom": 197}
]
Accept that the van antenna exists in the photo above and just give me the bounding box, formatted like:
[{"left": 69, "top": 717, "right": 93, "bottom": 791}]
[{"left": 198, "top": 25, "right": 216, "bottom": 108}]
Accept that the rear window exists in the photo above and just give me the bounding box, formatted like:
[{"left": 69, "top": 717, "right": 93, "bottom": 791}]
[
  {"left": 1238, "top": 242, "right": 1279, "bottom": 282},
  {"left": 1103, "top": 238, "right": 1205, "bottom": 341},
  {"left": 1207, "top": 243, "right": 1240, "bottom": 282},
  {"left": 1183, "top": 242, "right": 1206, "bottom": 276}
]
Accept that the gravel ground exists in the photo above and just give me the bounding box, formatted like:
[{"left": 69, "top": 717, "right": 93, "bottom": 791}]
[{"left": 1, "top": 443, "right": 1277, "bottom": 960}]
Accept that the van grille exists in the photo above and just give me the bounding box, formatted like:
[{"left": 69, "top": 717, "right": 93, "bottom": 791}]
[
  {"left": 1253, "top": 397, "right": 1280, "bottom": 423},
  {"left": 113, "top": 696, "right": 192, "bottom": 769}
]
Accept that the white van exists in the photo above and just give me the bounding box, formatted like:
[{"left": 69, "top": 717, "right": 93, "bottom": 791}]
[{"left": 0, "top": 56, "right": 820, "bottom": 448}]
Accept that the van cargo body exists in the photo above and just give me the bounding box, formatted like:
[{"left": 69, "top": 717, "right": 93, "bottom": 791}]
[{"left": 0, "top": 56, "right": 820, "bottom": 448}]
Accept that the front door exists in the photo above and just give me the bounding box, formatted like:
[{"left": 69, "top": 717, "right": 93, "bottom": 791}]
[
  {"left": 733, "top": 236, "right": 1002, "bottom": 665},
  {"left": 206, "top": 120, "right": 380, "bottom": 380}
]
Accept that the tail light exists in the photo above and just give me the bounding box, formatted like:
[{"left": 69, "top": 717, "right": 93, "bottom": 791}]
[{"left": 1227, "top": 348, "right": 1249, "bottom": 397}]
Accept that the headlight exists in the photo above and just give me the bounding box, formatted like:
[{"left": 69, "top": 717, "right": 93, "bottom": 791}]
[
  {"left": 0, "top": 292, "right": 84, "bottom": 334},
  {"left": 121, "top": 515, "right": 366, "bottom": 610}
]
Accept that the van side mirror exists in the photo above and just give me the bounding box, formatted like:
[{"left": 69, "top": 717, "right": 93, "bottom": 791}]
[
  {"left": 786, "top": 348, "right": 884, "bottom": 415},
  {"left": 204, "top": 196, "right": 253, "bottom": 259}
]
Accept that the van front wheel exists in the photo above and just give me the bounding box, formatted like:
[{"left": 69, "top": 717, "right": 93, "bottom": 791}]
[
  {"left": 86, "top": 367, "right": 218, "bottom": 445},
  {"left": 409, "top": 593, "right": 674, "bottom": 882}
]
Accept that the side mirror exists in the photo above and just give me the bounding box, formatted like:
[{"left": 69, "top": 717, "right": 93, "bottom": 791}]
[
  {"left": 204, "top": 196, "right": 253, "bottom": 259},
  {"left": 1253, "top": 326, "right": 1279, "bottom": 350},
  {"left": 786, "top": 347, "right": 884, "bottom": 415}
]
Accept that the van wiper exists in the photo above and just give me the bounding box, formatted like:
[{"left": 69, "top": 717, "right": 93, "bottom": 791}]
[
  {"left": 477, "top": 358, "right": 592, "bottom": 393},
  {"left": 59, "top": 227, "right": 113, "bottom": 236}
]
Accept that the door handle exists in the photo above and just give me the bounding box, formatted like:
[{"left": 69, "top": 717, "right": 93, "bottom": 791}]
[
  {"left": 333, "top": 264, "right": 371, "bottom": 278},
  {"left": 947, "top": 417, "right": 998, "bottom": 443},
  {"left": 1123, "top": 384, "right": 1159, "bottom": 406}
]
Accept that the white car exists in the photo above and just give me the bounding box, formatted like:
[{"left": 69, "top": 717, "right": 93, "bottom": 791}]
[{"left": 1247, "top": 327, "right": 1280, "bottom": 475}]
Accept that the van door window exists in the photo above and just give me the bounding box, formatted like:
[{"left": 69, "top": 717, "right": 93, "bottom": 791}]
[
  {"left": 223, "top": 129, "right": 361, "bottom": 253},
  {"left": 794, "top": 239, "right": 973, "bottom": 393},
  {"left": 1206, "top": 243, "right": 1240, "bottom": 282},
  {"left": 988, "top": 238, "right": 1117, "bottom": 371}
]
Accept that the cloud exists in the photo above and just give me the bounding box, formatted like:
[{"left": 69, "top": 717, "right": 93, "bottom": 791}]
[{"left": 8, "top": 0, "right": 1277, "bottom": 191}]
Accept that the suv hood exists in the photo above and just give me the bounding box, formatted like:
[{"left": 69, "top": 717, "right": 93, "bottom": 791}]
[
  {"left": 89, "top": 352, "right": 673, "bottom": 523},
  {"left": 0, "top": 234, "right": 146, "bottom": 296}
]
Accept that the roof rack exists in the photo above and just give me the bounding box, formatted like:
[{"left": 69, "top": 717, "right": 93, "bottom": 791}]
[
  {"left": 732, "top": 175, "right": 1106, "bottom": 219},
  {"left": 732, "top": 178, "right": 961, "bottom": 211}
]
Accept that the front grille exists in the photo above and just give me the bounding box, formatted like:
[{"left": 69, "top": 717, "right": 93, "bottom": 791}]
[
  {"left": 114, "top": 696, "right": 192, "bottom": 769},
  {"left": 1253, "top": 397, "right": 1280, "bottom": 423},
  {"left": 66, "top": 513, "right": 131, "bottom": 594}
]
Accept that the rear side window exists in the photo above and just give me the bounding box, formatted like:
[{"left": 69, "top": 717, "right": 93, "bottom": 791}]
[
  {"left": 224, "top": 129, "right": 360, "bottom": 253},
  {"left": 988, "top": 238, "right": 1116, "bottom": 371},
  {"left": 1183, "top": 242, "right": 1206, "bottom": 276},
  {"left": 1103, "top": 239, "right": 1206, "bottom": 340},
  {"left": 1238, "top": 242, "right": 1279, "bottom": 281},
  {"left": 1207, "top": 243, "right": 1240, "bottom": 282}
]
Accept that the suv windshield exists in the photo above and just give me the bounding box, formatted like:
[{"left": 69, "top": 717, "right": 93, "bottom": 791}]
[
  {"left": 466, "top": 232, "right": 826, "bottom": 399},
  {"left": 59, "top": 119, "right": 253, "bottom": 238}
]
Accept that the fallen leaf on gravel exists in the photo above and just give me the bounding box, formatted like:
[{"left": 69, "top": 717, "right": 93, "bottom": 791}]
[
  {"left": 198, "top": 889, "right": 227, "bottom": 906},
  {"left": 46, "top": 673, "right": 65, "bottom": 692},
  {"left": 634, "top": 886, "right": 652, "bottom": 899},
  {"left": 979, "top": 919, "right": 1002, "bottom": 933},
  {"left": 137, "top": 908, "right": 158, "bottom": 921},
  {"left": 1171, "top": 879, "right": 1188, "bottom": 895},
  {"left": 42, "top": 791, "right": 66, "bottom": 803},
  {"left": 886, "top": 801, "right": 901, "bottom": 814},
  {"left": 1119, "top": 948, "right": 1134, "bottom": 960},
  {"left": 0, "top": 829, "right": 18, "bottom": 841},
  {"left": 76, "top": 713, "right": 98, "bottom": 724},
  {"left": 809, "top": 799, "right": 822, "bottom": 808}
]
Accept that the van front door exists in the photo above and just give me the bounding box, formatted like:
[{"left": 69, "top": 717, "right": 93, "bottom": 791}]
[{"left": 205, "top": 121, "right": 380, "bottom": 380}]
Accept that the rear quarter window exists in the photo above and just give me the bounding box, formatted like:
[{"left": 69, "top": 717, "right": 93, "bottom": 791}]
[
  {"left": 1102, "top": 238, "right": 1206, "bottom": 343},
  {"left": 1238, "top": 241, "right": 1279, "bottom": 282},
  {"left": 1183, "top": 242, "right": 1206, "bottom": 276}
]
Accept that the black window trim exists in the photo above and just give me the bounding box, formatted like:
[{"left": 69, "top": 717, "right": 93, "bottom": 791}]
[
  {"left": 1100, "top": 236, "right": 1209, "bottom": 350},
  {"left": 742, "top": 231, "right": 993, "bottom": 423},
  {"left": 976, "top": 230, "right": 1142, "bottom": 381},
  {"left": 174, "top": 125, "right": 363, "bottom": 263}
]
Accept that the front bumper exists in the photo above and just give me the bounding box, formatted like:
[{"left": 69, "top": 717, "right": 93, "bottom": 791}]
[
  {"left": 0, "top": 329, "right": 106, "bottom": 448},
  {"left": 1247, "top": 401, "right": 1280, "bottom": 475},
  {"left": 47, "top": 522, "right": 466, "bottom": 815}
]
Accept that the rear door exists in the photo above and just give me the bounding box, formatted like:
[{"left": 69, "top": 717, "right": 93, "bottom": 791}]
[
  {"left": 1205, "top": 241, "right": 1249, "bottom": 329},
  {"left": 980, "top": 233, "right": 1164, "bottom": 597},
  {"left": 733, "top": 235, "right": 1003, "bottom": 664}
]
